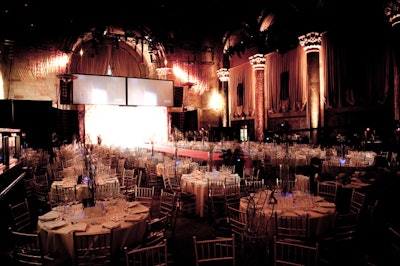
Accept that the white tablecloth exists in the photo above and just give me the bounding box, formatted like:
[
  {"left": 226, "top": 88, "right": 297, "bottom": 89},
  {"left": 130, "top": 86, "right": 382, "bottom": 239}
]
[
  {"left": 181, "top": 170, "right": 240, "bottom": 217},
  {"left": 239, "top": 190, "right": 335, "bottom": 241},
  {"left": 38, "top": 199, "right": 149, "bottom": 263}
]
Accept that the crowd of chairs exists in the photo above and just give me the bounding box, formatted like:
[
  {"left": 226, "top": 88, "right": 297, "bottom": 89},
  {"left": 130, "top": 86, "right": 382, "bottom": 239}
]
[{"left": 6, "top": 144, "right": 399, "bottom": 265}]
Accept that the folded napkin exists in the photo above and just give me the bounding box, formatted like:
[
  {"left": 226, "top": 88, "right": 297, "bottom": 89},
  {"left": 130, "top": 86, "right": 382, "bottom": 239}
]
[
  {"left": 106, "top": 177, "right": 119, "bottom": 183},
  {"left": 294, "top": 210, "right": 307, "bottom": 216},
  {"left": 283, "top": 212, "right": 298, "bottom": 217},
  {"left": 42, "top": 220, "right": 67, "bottom": 230},
  {"left": 102, "top": 221, "right": 120, "bottom": 229},
  {"left": 272, "top": 210, "right": 282, "bottom": 215},
  {"left": 39, "top": 211, "right": 61, "bottom": 222},
  {"left": 129, "top": 205, "right": 149, "bottom": 214},
  {"left": 128, "top": 201, "right": 141, "bottom": 208},
  {"left": 124, "top": 213, "right": 145, "bottom": 222},
  {"left": 319, "top": 202, "right": 335, "bottom": 208},
  {"left": 314, "top": 196, "right": 325, "bottom": 202},
  {"left": 70, "top": 222, "right": 88, "bottom": 232},
  {"left": 312, "top": 207, "right": 331, "bottom": 214}
]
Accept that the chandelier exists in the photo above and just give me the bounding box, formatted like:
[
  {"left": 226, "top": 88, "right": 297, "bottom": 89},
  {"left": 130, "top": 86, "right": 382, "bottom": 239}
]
[
  {"left": 181, "top": 59, "right": 209, "bottom": 95},
  {"left": 182, "top": 60, "right": 196, "bottom": 88}
]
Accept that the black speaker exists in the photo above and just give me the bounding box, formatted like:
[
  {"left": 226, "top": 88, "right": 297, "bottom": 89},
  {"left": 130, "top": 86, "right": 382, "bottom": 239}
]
[
  {"left": 14, "top": 135, "right": 21, "bottom": 159},
  {"left": 2, "top": 136, "right": 9, "bottom": 166},
  {"left": 60, "top": 80, "right": 72, "bottom": 104},
  {"left": 173, "top": 86, "right": 183, "bottom": 107}
]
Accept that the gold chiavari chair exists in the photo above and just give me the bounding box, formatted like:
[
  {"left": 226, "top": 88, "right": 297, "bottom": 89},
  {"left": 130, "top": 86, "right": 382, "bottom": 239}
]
[
  {"left": 193, "top": 233, "right": 236, "bottom": 266},
  {"left": 227, "top": 205, "right": 248, "bottom": 260},
  {"left": 9, "top": 198, "right": 35, "bottom": 233},
  {"left": 317, "top": 181, "right": 338, "bottom": 203},
  {"left": 10, "top": 228, "right": 55, "bottom": 265},
  {"left": 134, "top": 186, "right": 155, "bottom": 210},
  {"left": 350, "top": 190, "right": 366, "bottom": 214},
  {"left": 273, "top": 235, "right": 319, "bottom": 266},
  {"left": 73, "top": 229, "right": 114, "bottom": 266},
  {"left": 275, "top": 213, "right": 309, "bottom": 244},
  {"left": 124, "top": 239, "right": 168, "bottom": 266}
]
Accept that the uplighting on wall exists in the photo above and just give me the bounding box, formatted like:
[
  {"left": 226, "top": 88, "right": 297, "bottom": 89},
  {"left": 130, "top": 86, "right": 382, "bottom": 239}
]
[{"left": 210, "top": 90, "right": 223, "bottom": 110}]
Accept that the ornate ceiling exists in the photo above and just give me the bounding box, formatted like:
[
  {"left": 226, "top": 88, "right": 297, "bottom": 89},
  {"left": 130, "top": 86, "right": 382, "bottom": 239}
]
[{"left": 0, "top": 1, "right": 394, "bottom": 58}]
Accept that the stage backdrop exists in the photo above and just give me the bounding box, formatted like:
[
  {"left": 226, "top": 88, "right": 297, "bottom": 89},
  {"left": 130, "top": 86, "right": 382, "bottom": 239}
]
[{"left": 84, "top": 105, "right": 169, "bottom": 148}]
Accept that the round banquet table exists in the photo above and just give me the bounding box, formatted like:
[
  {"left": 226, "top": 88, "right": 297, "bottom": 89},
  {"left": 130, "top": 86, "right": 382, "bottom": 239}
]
[
  {"left": 239, "top": 189, "right": 336, "bottom": 241},
  {"left": 37, "top": 198, "right": 150, "bottom": 264},
  {"left": 181, "top": 170, "right": 240, "bottom": 217}
]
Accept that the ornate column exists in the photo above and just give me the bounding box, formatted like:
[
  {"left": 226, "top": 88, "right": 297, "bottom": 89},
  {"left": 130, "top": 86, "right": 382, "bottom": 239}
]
[
  {"left": 299, "top": 32, "right": 322, "bottom": 145},
  {"left": 78, "top": 104, "right": 85, "bottom": 145},
  {"left": 249, "top": 54, "right": 266, "bottom": 142},
  {"left": 384, "top": 1, "right": 400, "bottom": 121},
  {"left": 217, "top": 68, "right": 230, "bottom": 127},
  {"left": 385, "top": 1, "right": 400, "bottom": 148}
]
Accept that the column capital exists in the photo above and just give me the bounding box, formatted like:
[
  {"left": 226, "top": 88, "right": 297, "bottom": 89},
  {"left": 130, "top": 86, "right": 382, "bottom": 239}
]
[
  {"left": 384, "top": 1, "right": 400, "bottom": 27},
  {"left": 249, "top": 54, "right": 266, "bottom": 70},
  {"left": 156, "top": 67, "right": 171, "bottom": 79},
  {"left": 217, "top": 68, "right": 229, "bottom": 82},
  {"left": 298, "top": 32, "right": 322, "bottom": 53}
]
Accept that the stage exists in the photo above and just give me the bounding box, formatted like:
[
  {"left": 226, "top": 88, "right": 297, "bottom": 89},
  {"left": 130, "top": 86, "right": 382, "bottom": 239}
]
[{"left": 141, "top": 144, "right": 224, "bottom": 163}]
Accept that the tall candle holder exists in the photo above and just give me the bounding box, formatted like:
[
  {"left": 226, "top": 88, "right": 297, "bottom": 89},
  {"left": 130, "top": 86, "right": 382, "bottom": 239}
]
[{"left": 208, "top": 143, "right": 215, "bottom": 171}]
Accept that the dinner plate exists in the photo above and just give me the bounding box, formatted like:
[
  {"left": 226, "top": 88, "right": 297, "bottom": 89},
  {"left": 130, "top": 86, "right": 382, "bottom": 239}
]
[
  {"left": 319, "top": 202, "right": 335, "bottom": 208},
  {"left": 312, "top": 207, "right": 331, "bottom": 214},
  {"left": 128, "top": 201, "right": 141, "bottom": 208},
  {"left": 39, "top": 210, "right": 61, "bottom": 221},
  {"left": 124, "top": 214, "right": 144, "bottom": 222},
  {"left": 70, "top": 223, "right": 88, "bottom": 232},
  {"left": 294, "top": 210, "right": 307, "bottom": 216},
  {"left": 129, "top": 205, "right": 149, "bottom": 214},
  {"left": 102, "top": 221, "right": 121, "bottom": 229},
  {"left": 42, "top": 220, "right": 67, "bottom": 230},
  {"left": 314, "top": 196, "right": 325, "bottom": 202}
]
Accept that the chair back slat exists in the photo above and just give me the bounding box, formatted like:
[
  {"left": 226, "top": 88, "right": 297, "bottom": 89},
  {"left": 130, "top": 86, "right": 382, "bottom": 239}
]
[
  {"left": 73, "top": 229, "right": 113, "bottom": 266},
  {"left": 193, "top": 234, "right": 236, "bottom": 266},
  {"left": 9, "top": 198, "right": 33, "bottom": 233},
  {"left": 273, "top": 235, "right": 319, "bottom": 266},
  {"left": 124, "top": 239, "right": 168, "bottom": 266}
]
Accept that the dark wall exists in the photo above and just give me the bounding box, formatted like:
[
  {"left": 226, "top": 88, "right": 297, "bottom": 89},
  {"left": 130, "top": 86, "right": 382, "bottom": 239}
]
[
  {"left": 184, "top": 110, "right": 198, "bottom": 131},
  {"left": 324, "top": 105, "right": 394, "bottom": 144},
  {"left": 0, "top": 100, "right": 53, "bottom": 150},
  {"left": 0, "top": 100, "right": 13, "bottom": 128}
]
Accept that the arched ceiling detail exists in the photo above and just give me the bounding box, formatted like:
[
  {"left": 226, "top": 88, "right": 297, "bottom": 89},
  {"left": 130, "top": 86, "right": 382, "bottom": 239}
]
[{"left": 67, "top": 25, "right": 167, "bottom": 78}]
